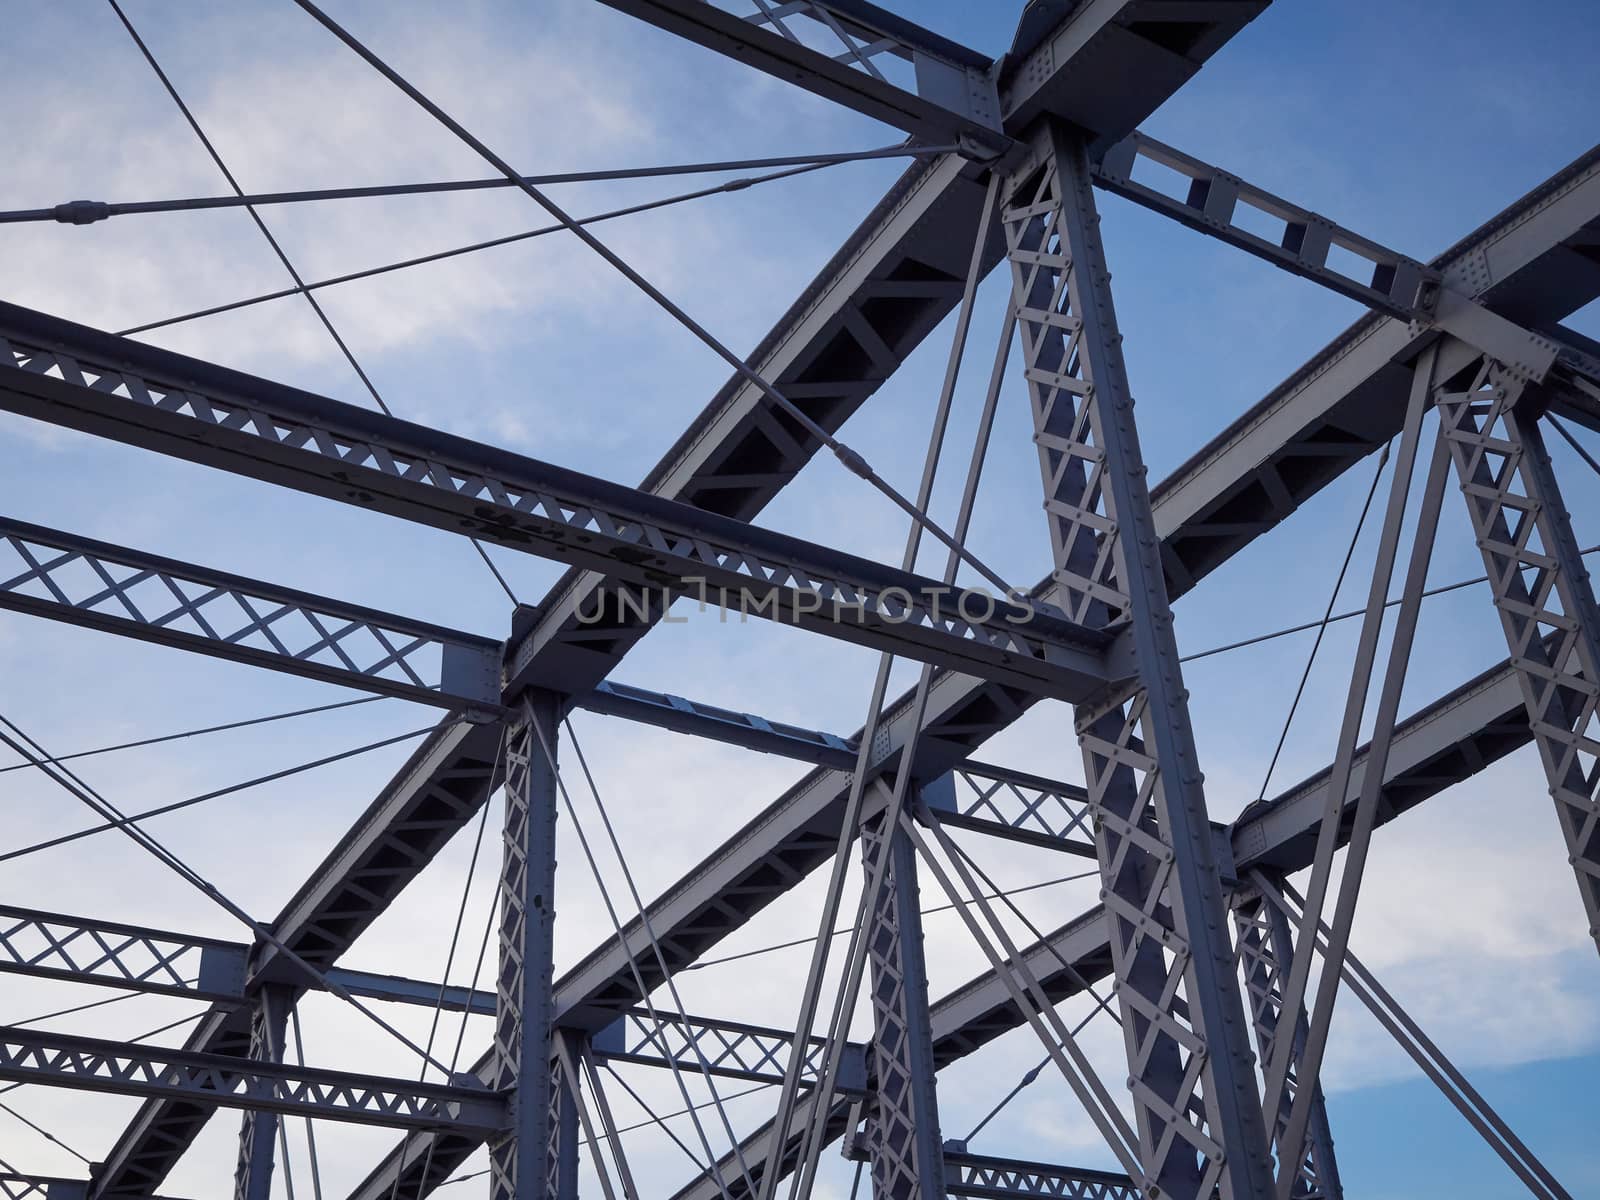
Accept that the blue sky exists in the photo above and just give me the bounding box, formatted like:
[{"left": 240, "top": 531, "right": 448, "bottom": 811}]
[{"left": 2, "top": 1, "right": 1599, "bottom": 1196}]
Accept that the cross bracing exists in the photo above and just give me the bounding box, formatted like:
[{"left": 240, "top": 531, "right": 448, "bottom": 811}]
[{"left": 2, "top": 3, "right": 1597, "bottom": 1200}]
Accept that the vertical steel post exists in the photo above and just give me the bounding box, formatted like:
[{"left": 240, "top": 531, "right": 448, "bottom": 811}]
[
  {"left": 550, "top": 1045, "right": 580, "bottom": 1200},
  {"left": 1231, "top": 888, "right": 1343, "bottom": 1199},
  {"left": 1000, "top": 118, "right": 1274, "bottom": 1200},
  {"left": 232, "top": 984, "right": 292, "bottom": 1200},
  {"left": 490, "top": 690, "right": 562, "bottom": 1200},
  {"left": 1436, "top": 360, "right": 1600, "bottom": 955},
  {"left": 858, "top": 798, "right": 946, "bottom": 1200}
]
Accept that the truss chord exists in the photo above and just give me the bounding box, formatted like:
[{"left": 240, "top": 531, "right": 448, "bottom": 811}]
[
  {"left": 778, "top": 173, "right": 1003, "bottom": 1200},
  {"left": 288, "top": 0, "right": 1019, "bottom": 602},
  {"left": 559, "top": 718, "right": 757, "bottom": 1195},
  {"left": 106, "top": 0, "right": 519, "bottom": 608},
  {"left": 0, "top": 695, "right": 384, "bottom": 776},
  {"left": 1257, "top": 440, "right": 1392, "bottom": 801},
  {"left": 115, "top": 159, "right": 840, "bottom": 338},
  {"left": 0, "top": 141, "right": 951, "bottom": 225},
  {"left": 0, "top": 725, "right": 436, "bottom": 864},
  {"left": 0, "top": 710, "right": 461, "bottom": 1080},
  {"left": 527, "top": 716, "right": 746, "bottom": 1200}
]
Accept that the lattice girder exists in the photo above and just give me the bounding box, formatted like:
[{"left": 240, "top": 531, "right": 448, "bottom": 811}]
[
  {"left": 859, "top": 807, "right": 946, "bottom": 1199},
  {"left": 1001, "top": 119, "right": 1275, "bottom": 1200},
  {"left": 1435, "top": 359, "right": 1600, "bottom": 951},
  {"left": 1231, "top": 891, "right": 1343, "bottom": 1198}
]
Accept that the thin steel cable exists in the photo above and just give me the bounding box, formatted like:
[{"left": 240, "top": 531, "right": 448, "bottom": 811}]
[
  {"left": 106, "top": 0, "right": 519, "bottom": 606},
  {"left": 10, "top": 980, "right": 196, "bottom": 1028},
  {"left": 289, "top": 1005, "right": 326, "bottom": 1200},
  {"left": 0, "top": 710, "right": 458, "bottom": 1076},
  {"left": 964, "top": 1003, "right": 1103, "bottom": 1145},
  {"left": 127, "top": 1009, "right": 210, "bottom": 1041},
  {"left": 1257, "top": 441, "right": 1392, "bottom": 801},
  {"left": 1180, "top": 543, "right": 1600, "bottom": 665},
  {"left": 0, "top": 695, "right": 383, "bottom": 776},
  {"left": 290, "top": 0, "right": 1018, "bottom": 599},
  {"left": 0, "top": 142, "right": 949, "bottom": 225},
  {"left": 682, "top": 869, "right": 1098, "bottom": 970},
  {"left": 533, "top": 715, "right": 749, "bottom": 1198},
  {"left": 1548, "top": 411, "right": 1600, "bottom": 478},
  {"left": 847, "top": 1158, "right": 865, "bottom": 1200},
  {"left": 116, "top": 161, "right": 836, "bottom": 337},
  {"left": 0, "top": 1099, "right": 91, "bottom": 1164},
  {"left": 943, "top": 839, "right": 1120, "bottom": 1028},
  {"left": 0, "top": 724, "right": 436, "bottom": 863},
  {"left": 601, "top": 1064, "right": 710, "bottom": 1174}
]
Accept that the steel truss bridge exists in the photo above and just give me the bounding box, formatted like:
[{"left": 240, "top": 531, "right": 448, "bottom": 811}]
[{"left": 1, "top": 2, "right": 1598, "bottom": 1199}]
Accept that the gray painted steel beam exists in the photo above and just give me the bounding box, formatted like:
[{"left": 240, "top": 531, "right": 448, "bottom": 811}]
[
  {"left": 0, "top": 303, "right": 1108, "bottom": 701},
  {"left": 943, "top": 1150, "right": 1138, "bottom": 1200},
  {"left": 92, "top": 716, "right": 503, "bottom": 1197},
  {"left": 0, "top": 515, "right": 502, "bottom": 712},
  {"left": 0, "top": 1178, "right": 92, "bottom": 1200},
  {"left": 593, "top": 1009, "right": 866, "bottom": 1090},
  {"left": 81, "top": 40, "right": 1600, "bottom": 1200},
  {"left": 592, "top": 0, "right": 1005, "bottom": 153},
  {"left": 230, "top": 986, "right": 290, "bottom": 1200},
  {"left": 488, "top": 692, "right": 561, "bottom": 1200},
  {"left": 0, "top": 1026, "right": 503, "bottom": 1134}
]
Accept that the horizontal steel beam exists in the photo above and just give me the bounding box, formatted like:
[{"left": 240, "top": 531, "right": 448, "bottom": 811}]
[
  {"left": 0, "top": 303, "right": 1108, "bottom": 701},
  {"left": 0, "top": 1026, "right": 504, "bottom": 1134},
  {"left": 593, "top": 1008, "right": 866, "bottom": 1091},
  {"left": 583, "top": 677, "right": 859, "bottom": 768},
  {"left": 0, "top": 904, "right": 247, "bottom": 1002},
  {"left": 944, "top": 1150, "right": 1138, "bottom": 1200},
  {"left": 594, "top": 0, "right": 1005, "bottom": 152},
  {"left": 1095, "top": 130, "right": 1434, "bottom": 317},
  {"left": 926, "top": 760, "right": 1096, "bottom": 856},
  {"left": 0, "top": 515, "right": 501, "bottom": 711}
]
